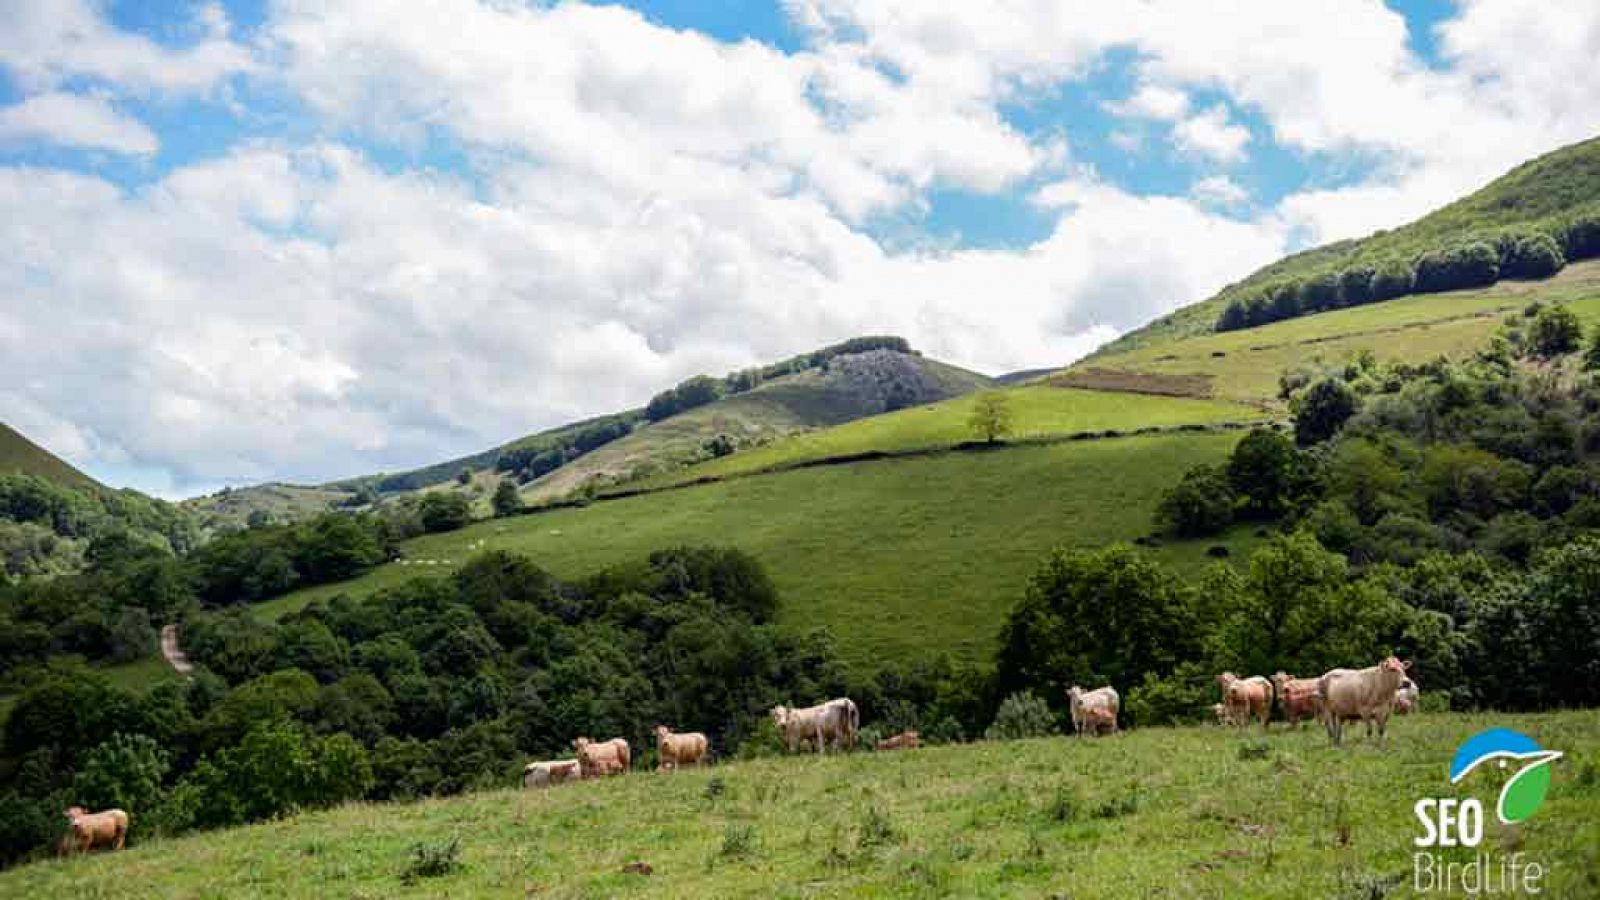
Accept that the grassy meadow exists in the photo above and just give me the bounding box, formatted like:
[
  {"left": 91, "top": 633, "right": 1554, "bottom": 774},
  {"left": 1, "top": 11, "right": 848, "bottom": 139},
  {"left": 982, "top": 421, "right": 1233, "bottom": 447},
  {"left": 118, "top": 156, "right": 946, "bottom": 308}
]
[
  {"left": 635, "top": 387, "right": 1260, "bottom": 489},
  {"left": 258, "top": 431, "right": 1259, "bottom": 668},
  {"left": 1079, "top": 259, "right": 1600, "bottom": 403},
  {"left": 9, "top": 711, "right": 1597, "bottom": 898}
]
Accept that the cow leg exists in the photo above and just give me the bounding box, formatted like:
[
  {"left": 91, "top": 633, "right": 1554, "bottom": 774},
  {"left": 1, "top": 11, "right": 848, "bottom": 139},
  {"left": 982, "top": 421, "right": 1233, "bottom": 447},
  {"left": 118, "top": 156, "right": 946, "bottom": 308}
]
[{"left": 114, "top": 828, "right": 126, "bottom": 851}]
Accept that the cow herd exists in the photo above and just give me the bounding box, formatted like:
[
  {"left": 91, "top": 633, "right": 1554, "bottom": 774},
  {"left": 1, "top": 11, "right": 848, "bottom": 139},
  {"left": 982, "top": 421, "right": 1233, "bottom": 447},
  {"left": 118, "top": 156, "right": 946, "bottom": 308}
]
[
  {"left": 1208, "top": 655, "right": 1419, "bottom": 746},
  {"left": 51, "top": 657, "right": 1425, "bottom": 858}
]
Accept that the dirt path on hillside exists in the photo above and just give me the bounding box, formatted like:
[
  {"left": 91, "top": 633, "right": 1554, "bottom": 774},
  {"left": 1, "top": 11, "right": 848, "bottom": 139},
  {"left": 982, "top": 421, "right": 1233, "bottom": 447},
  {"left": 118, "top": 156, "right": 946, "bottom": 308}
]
[{"left": 161, "top": 624, "right": 194, "bottom": 676}]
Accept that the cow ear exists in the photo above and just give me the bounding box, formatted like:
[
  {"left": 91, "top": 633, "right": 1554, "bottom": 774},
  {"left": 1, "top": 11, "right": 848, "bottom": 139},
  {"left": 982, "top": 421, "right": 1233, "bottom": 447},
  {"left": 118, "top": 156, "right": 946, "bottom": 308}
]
[{"left": 1403, "top": 659, "right": 1413, "bottom": 670}]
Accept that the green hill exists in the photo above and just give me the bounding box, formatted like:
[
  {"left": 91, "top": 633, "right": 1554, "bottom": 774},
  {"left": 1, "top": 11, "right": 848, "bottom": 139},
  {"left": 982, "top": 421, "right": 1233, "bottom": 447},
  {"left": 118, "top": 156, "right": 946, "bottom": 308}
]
[
  {"left": 0, "top": 422, "right": 99, "bottom": 491},
  {"left": 1094, "top": 134, "right": 1600, "bottom": 357},
  {"left": 520, "top": 351, "right": 993, "bottom": 502},
  {"left": 7, "top": 710, "right": 1595, "bottom": 898}
]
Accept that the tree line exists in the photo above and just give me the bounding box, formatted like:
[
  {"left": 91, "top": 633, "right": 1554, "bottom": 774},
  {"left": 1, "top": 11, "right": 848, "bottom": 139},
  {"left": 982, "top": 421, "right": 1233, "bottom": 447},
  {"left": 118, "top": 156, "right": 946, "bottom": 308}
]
[{"left": 1215, "top": 215, "right": 1599, "bottom": 333}]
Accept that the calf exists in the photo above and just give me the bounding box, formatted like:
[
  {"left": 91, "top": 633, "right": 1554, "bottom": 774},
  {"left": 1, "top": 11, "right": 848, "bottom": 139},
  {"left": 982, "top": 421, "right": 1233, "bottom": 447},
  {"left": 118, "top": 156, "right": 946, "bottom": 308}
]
[
  {"left": 875, "top": 730, "right": 920, "bottom": 751},
  {"left": 654, "top": 726, "right": 709, "bottom": 771},
  {"left": 60, "top": 807, "right": 128, "bottom": 855},
  {"left": 523, "top": 759, "right": 580, "bottom": 789}
]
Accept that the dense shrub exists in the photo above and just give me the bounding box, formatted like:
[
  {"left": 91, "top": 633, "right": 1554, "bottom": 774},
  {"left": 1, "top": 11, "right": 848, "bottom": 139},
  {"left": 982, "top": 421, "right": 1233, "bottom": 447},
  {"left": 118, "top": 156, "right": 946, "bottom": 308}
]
[
  {"left": 1368, "top": 260, "right": 1416, "bottom": 301},
  {"left": 1414, "top": 242, "right": 1499, "bottom": 293},
  {"left": 1293, "top": 378, "right": 1358, "bottom": 446},
  {"left": 1498, "top": 232, "right": 1566, "bottom": 279},
  {"left": 1527, "top": 305, "right": 1582, "bottom": 358},
  {"left": 984, "top": 691, "right": 1056, "bottom": 741},
  {"left": 1156, "top": 465, "right": 1236, "bottom": 537}
]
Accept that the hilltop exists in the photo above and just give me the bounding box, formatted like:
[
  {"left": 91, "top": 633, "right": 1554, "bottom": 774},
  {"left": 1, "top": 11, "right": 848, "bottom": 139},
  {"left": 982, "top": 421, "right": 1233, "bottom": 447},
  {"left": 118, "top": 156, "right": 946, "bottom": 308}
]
[
  {"left": 182, "top": 339, "right": 992, "bottom": 529},
  {"left": 1094, "top": 134, "right": 1600, "bottom": 357},
  {"left": 0, "top": 422, "right": 99, "bottom": 491},
  {"left": 5, "top": 711, "right": 1596, "bottom": 898}
]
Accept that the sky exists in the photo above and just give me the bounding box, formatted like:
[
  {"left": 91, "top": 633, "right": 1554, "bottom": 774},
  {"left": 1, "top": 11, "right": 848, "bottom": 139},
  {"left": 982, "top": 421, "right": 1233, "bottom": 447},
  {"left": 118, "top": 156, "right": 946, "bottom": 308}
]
[{"left": 2, "top": 1, "right": 1598, "bottom": 498}]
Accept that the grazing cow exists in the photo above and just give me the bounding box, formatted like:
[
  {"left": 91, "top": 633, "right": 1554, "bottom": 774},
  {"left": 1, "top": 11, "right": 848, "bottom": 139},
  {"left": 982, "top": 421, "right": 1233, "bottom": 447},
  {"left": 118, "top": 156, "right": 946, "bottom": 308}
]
[
  {"left": 1209, "top": 702, "right": 1234, "bottom": 726},
  {"left": 1271, "top": 671, "right": 1323, "bottom": 728},
  {"left": 573, "top": 737, "right": 631, "bottom": 778},
  {"left": 60, "top": 807, "right": 128, "bottom": 855},
  {"left": 1394, "top": 677, "right": 1420, "bottom": 716},
  {"left": 1217, "top": 673, "right": 1272, "bottom": 729},
  {"left": 1319, "top": 657, "right": 1410, "bottom": 746},
  {"left": 875, "top": 730, "right": 920, "bottom": 751},
  {"left": 654, "top": 726, "right": 710, "bottom": 771},
  {"left": 1066, "top": 686, "right": 1120, "bottom": 736},
  {"left": 770, "top": 697, "right": 859, "bottom": 754},
  {"left": 523, "top": 759, "right": 580, "bottom": 789}
]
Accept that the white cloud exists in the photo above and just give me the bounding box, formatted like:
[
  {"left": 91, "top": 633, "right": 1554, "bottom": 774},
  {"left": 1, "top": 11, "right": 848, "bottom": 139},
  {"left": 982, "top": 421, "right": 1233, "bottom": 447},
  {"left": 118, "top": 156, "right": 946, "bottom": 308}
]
[
  {"left": 0, "top": 0, "right": 253, "bottom": 94},
  {"left": 1190, "top": 175, "right": 1249, "bottom": 208},
  {"left": 1109, "top": 83, "right": 1189, "bottom": 121},
  {"left": 1172, "top": 104, "right": 1251, "bottom": 163},
  {"left": 0, "top": 92, "right": 158, "bottom": 155}
]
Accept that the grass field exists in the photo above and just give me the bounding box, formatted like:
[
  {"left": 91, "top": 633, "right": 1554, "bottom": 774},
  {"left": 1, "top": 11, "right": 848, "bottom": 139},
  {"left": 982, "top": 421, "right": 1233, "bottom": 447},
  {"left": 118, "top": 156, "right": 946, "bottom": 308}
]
[
  {"left": 9, "top": 710, "right": 1596, "bottom": 898},
  {"left": 1078, "top": 260, "right": 1600, "bottom": 403},
  {"left": 635, "top": 387, "right": 1260, "bottom": 489},
  {"left": 258, "top": 431, "right": 1258, "bottom": 668}
]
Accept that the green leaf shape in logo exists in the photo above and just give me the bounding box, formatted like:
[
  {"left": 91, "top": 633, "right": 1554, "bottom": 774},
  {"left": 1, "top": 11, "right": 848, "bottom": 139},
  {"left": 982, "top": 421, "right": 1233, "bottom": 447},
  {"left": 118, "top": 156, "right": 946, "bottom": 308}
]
[{"left": 1499, "top": 755, "right": 1559, "bottom": 824}]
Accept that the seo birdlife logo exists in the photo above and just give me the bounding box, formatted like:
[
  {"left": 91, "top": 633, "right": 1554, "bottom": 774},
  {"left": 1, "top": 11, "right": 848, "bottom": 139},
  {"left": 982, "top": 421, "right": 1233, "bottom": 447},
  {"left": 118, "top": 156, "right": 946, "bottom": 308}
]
[{"left": 1413, "top": 728, "right": 1563, "bottom": 895}]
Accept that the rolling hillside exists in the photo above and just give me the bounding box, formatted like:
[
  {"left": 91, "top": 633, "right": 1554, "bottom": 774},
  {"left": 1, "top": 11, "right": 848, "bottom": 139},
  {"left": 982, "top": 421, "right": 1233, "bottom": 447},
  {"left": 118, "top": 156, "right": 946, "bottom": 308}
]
[
  {"left": 0, "top": 421, "right": 99, "bottom": 490},
  {"left": 260, "top": 427, "right": 1259, "bottom": 667},
  {"left": 1094, "top": 134, "right": 1600, "bottom": 356},
  {"left": 7, "top": 711, "right": 1596, "bottom": 898},
  {"left": 521, "top": 351, "right": 993, "bottom": 503}
]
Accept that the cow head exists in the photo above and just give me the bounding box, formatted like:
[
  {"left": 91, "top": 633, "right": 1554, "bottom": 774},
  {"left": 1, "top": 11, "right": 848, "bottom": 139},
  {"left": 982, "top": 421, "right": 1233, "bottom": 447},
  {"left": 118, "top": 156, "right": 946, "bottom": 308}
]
[
  {"left": 1271, "top": 671, "right": 1290, "bottom": 688},
  {"left": 1217, "top": 672, "right": 1237, "bottom": 688},
  {"left": 769, "top": 706, "right": 790, "bottom": 728},
  {"left": 573, "top": 737, "right": 591, "bottom": 753},
  {"left": 654, "top": 725, "right": 671, "bottom": 741},
  {"left": 1378, "top": 656, "right": 1406, "bottom": 675}
]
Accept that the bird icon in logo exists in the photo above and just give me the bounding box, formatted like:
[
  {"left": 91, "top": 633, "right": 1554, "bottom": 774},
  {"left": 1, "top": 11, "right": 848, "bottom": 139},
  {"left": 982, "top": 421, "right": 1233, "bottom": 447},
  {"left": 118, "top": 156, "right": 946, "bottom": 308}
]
[{"left": 1449, "top": 728, "right": 1564, "bottom": 824}]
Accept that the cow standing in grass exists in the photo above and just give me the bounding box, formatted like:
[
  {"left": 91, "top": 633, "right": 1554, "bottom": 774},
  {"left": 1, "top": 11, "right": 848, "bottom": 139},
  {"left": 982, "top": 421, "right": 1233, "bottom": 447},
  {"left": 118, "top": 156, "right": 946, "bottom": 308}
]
[
  {"left": 1319, "top": 657, "right": 1409, "bottom": 746},
  {"left": 654, "top": 726, "right": 709, "bottom": 771},
  {"left": 59, "top": 807, "right": 128, "bottom": 855},
  {"left": 1271, "top": 671, "right": 1322, "bottom": 728},
  {"left": 1066, "top": 685, "right": 1120, "bottom": 736},
  {"left": 1217, "top": 673, "right": 1272, "bottom": 729},
  {"left": 573, "top": 737, "right": 631, "bottom": 777},
  {"left": 771, "top": 698, "right": 858, "bottom": 754}
]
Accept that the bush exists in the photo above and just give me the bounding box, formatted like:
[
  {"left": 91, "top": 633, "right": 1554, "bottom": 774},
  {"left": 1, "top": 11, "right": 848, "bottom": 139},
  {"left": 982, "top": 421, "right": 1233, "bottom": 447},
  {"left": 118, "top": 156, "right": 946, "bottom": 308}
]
[
  {"left": 418, "top": 493, "right": 471, "bottom": 533},
  {"left": 491, "top": 479, "right": 521, "bottom": 518},
  {"left": 401, "top": 836, "right": 462, "bottom": 884},
  {"left": 1414, "top": 242, "right": 1498, "bottom": 294},
  {"left": 1293, "top": 378, "right": 1358, "bottom": 446},
  {"left": 984, "top": 691, "right": 1056, "bottom": 741},
  {"left": 1216, "top": 300, "right": 1249, "bottom": 332},
  {"left": 1124, "top": 663, "right": 1214, "bottom": 727},
  {"left": 1298, "top": 273, "right": 1342, "bottom": 313},
  {"left": 1498, "top": 232, "right": 1566, "bottom": 280},
  {"left": 1368, "top": 260, "right": 1415, "bottom": 301},
  {"left": 1338, "top": 267, "right": 1376, "bottom": 306},
  {"left": 71, "top": 733, "right": 170, "bottom": 837},
  {"left": 1560, "top": 214, "right": 1600, "bottom": 261},
  {"left": 1157, "top": 465, "right": 1236, "bottom": 537},
  {"left": 1528, "top": 305, "right": 1582, "bottom": 358}
]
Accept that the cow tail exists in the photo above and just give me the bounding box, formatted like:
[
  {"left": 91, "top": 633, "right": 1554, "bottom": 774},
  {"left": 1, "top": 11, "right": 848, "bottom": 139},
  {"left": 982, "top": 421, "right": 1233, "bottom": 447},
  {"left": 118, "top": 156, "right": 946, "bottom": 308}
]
[{"left": 849, "top": 700, "right": 860, "bottom": 749}]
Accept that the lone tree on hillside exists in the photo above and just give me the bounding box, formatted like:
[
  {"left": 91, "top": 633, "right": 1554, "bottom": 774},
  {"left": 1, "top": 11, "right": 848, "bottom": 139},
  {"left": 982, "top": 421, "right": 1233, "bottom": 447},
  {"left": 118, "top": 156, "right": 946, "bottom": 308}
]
[
  {"left": 968, "top": 392, "right": 1015, "bottom": 445},
  {"left": 492, "top": 478, "right": 522, "bottom": 518}
]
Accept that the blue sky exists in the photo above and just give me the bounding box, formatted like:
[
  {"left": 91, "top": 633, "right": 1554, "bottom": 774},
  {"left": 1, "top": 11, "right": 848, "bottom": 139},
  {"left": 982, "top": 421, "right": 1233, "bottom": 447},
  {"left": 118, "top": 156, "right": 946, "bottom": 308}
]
[{"left": 1, "top": 1, "right": 1596, "bottom": 496}]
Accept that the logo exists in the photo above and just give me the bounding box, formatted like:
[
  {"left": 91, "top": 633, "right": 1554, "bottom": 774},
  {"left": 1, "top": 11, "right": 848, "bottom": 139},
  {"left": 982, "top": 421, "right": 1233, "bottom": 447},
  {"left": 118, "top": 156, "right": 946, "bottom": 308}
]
[
  {"left": 1448, "top": 728, "right": 1563, "bottom": 825},
  {"left": 1413, "top": 728, "right": 1563, "bottom": 895}
]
